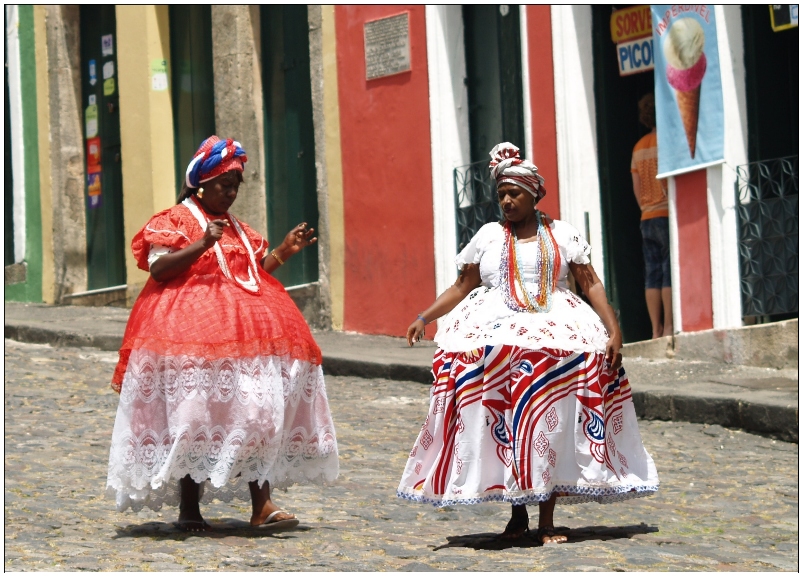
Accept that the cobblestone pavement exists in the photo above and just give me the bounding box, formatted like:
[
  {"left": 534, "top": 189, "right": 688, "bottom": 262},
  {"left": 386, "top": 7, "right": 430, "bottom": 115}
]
[{"left": 4, "top": 339, "right": 798, "bottom": 572}]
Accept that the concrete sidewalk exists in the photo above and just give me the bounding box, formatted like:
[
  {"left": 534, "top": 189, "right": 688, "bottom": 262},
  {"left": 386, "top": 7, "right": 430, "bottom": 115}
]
[{"left": 4, "top": 302, "right": 798, "bottom": 442}]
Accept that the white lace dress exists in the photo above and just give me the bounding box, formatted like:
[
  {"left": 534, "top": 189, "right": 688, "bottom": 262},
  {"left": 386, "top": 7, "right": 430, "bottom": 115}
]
[{"left": 106, "top": 200, "right": 338, "bottom": 512}]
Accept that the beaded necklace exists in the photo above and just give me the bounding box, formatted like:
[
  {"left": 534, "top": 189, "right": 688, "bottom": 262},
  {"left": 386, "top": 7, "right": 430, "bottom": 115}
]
[{"left": 499, "top": 211, "right": 561, "bottom": 313}]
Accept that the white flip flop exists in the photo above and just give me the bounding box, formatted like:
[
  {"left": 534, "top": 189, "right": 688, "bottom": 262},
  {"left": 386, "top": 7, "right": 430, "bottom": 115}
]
[{"left": 255, "top": 510, "right": 300, "bottom": 531}]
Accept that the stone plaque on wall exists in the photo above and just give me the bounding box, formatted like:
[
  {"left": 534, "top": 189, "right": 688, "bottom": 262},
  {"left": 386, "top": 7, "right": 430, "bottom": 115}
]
[{"left": 364, "top": 13, "right": 411, "bottom": 80}]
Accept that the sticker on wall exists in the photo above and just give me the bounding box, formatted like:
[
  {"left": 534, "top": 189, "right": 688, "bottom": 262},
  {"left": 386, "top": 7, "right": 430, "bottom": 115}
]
[
  {"left": 88, "top": 94, "right": 96, "bottom": 106},
  {"left": 86, "top": 137, "right": 102, "bottom": 173},
  {"left": 85, "top": 104, "right": 99, "bottom": 138},
  {"left": 101, "top": 34, "right": 113, "bottom": 57},
  {"left": 87, "top": 173, "right": 102, "bottom": 209},
  {"left": 89, "top": 59, "right": 97, "bottom": 86},
  {"left": 150, "top": 59, "right": 169, "bottom": 91},
  {"left": 103, "top": 77, "right": 115, "bottom": 96},
  {"left": 102, "top": 61, "right": 114, "bottom": 80}
]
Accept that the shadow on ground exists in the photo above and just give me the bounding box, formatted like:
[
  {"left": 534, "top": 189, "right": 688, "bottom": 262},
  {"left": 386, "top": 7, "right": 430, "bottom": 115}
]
[
  {"left": 434, "top": 523, "right": 659, "bottom": 550},
  {"left": 113, "top": 518, "right": 312, "bottom": 540}
]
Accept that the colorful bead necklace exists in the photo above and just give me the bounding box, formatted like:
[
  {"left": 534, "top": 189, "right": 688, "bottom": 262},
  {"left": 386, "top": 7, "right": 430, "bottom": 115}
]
[{"left": 499, "top": 211, "right": 561, "bottom": 313}]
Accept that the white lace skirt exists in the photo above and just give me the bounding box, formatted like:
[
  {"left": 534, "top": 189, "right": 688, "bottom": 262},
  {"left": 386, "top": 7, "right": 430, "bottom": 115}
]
[{"left": 106, "top": 350, "right": 339, "bottom": 512}]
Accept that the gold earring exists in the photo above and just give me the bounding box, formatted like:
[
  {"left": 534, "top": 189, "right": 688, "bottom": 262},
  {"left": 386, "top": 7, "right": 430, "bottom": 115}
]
[{"left": 197, "top": 187, "right": 204, "bottom": 199}]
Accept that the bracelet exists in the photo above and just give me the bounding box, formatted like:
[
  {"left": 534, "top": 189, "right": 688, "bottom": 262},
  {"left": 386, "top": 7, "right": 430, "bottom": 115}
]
[
  {"left": 416, "top": 314, "right": 427, "bottom": 325},
  {"left": 270, "top": 250, "right": 285, "bottom": 266}
]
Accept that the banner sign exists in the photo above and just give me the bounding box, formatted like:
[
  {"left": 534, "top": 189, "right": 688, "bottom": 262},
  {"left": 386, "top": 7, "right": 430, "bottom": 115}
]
[{"left": 652, "top": 5, "right": 724, "bottom": 177}]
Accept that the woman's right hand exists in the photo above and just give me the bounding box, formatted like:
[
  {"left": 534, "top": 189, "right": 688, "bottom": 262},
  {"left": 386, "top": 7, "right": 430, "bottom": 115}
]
[
  {"left": 406, "top": 319, "right": 426, "bottom": 347},
  {"left": 202, "top": 219, "right": 229, "bottom": 249}
]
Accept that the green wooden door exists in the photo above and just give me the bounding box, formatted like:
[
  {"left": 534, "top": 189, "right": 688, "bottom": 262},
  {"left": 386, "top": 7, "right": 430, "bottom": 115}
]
[
  {"left": 80, "top": 5, "right": 126, "bottom": 289},
  {"left": 591, "top": 5, "right": 652, "bottom": 343},
  {"left": 463, "top": 5, "right": 525, "bottom": 164},
  {"left": 169, "top": 5, "right": 216, "bottom": 196},
  {"left": 261, "top": 5, "right": 319, "bottom": 287},
  {"left": 4, "top": 8, "right": 14, "bottom": 266}
]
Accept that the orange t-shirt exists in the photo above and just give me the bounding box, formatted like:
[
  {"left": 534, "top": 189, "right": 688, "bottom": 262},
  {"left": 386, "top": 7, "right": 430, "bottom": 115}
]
[{"left": 631, "top": 132, "right": 668, "bottom": 220}]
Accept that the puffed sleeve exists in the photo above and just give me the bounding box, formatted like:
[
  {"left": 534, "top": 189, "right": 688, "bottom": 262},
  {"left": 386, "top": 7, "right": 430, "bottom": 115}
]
[
  {"left": 455, "top": 222, "right": 497, "bottom": 271},
  {"left": 131, "top": 206, "right": 199, "bottom": 271},
  {"left": 554, "top": 220, "right": 591, "bottom": 265}
]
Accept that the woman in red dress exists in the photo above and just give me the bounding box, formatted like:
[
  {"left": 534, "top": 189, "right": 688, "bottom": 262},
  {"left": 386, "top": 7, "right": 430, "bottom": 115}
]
[{"left": 106, "top": 136, "right": 338, "bottom": 532}]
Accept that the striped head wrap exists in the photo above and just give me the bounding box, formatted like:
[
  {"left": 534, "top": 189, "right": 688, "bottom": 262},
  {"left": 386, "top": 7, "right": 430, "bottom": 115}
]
[
  {"left": 185, "top": 136, "right": 248, "bottom": 188},
  {"left": 489, "top": 142, "right": 546, "bottom": 204}
]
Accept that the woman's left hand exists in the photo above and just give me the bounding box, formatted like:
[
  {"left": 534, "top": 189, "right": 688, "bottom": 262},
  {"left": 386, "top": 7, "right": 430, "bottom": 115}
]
[
  {"left": 281, "top": 223, "right": 317, "bottom": 258},
  {"left": 604, "top": 333, "right": 623, "bottom": 373}
]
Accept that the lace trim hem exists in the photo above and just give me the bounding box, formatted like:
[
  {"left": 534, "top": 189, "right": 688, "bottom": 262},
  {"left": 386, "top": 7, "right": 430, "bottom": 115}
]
[
  {"left": 396, "top": 483, "right": 659, "bottom": 507},
  {"left": 107, "top": 457, "right": 339, "bottom": 513}
]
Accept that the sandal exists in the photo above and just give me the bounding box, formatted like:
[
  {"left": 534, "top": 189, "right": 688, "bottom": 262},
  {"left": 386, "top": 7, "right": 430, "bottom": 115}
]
[
  {"left": 536, "top": 525, "right": 568, "bottom": 545},
  {"left": 253, "top": 510, "right": 300, "bottom": 532}
]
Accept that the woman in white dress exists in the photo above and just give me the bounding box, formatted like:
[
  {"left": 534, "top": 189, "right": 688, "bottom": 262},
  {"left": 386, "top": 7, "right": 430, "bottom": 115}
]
[{"left": 398, "top": 143, "right": 659, "bottom": 544}]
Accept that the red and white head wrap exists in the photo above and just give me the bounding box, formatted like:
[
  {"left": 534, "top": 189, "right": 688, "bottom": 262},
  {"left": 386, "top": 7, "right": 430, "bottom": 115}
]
[{"left": 489, "top": 142, "right": 546, "bottom": 204}]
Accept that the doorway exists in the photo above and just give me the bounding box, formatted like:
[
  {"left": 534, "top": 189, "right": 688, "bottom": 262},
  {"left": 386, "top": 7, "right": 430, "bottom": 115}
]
[
  {"left": 741, "top": 5, "right": 799, "bottom": 163},
  {"left": 454, "top": 5, "right": 526, "bottom": 251},
  {"left": 591, "top": 5, "right": 653, "bottom": 343},
  {"left": 80, "top": 5, "right": 126, "bottom": 289},
  {"left": 260, "top": 5, "right": 319, "bottom": 288},
  {"left": 169, "top": 5, "right": 216, "bottom": 197},
  {"left": 463, "top": 4, "right": 525, "bottom": 164}
]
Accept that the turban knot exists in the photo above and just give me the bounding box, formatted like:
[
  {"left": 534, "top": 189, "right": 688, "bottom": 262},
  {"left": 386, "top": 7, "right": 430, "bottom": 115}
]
[
  {"left": 488, "top": 142, "right": 546, "bottom": 204},
  {"left": 185, "top": 135, "right": 248, "bottom": 189}
]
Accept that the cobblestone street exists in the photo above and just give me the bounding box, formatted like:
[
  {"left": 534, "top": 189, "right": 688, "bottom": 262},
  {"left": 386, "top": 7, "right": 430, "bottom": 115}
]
[{"left": 4, "top": 339, "right": 798, "bottom": 572}]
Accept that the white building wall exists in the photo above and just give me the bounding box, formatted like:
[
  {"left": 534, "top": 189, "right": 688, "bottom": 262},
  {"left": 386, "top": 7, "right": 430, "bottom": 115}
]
[
  {"left": 425, "top": 5, "right": 470, "bottom": 296},
  {"left": 667, "top": 176, "right": 683, "bottom": 332},
  {"left": 6, "top": 5, "right": 26, "bottom": 263},
  {"left": 707, "top": 5, "right": 747, "bottom": 329},
  {"left": 551, "top": 5, "right": 606, "bottom": 284}
]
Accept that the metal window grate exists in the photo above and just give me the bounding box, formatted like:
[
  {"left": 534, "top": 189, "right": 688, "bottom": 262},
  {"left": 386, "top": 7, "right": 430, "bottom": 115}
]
[
  {"left": 735, "top": 155, "right": 799, "bottom": 318},
  {"left": 453, "top": 160, "right": 501, "bottom": 251}
]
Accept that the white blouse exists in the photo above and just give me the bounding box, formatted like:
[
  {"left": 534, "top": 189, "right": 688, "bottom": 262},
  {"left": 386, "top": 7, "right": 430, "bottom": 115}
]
[{"left": 454, "top": 220, "right": 591, "bottom": 290}]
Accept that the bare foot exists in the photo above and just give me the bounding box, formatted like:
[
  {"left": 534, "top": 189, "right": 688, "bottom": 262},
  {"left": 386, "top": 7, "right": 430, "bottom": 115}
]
[
  {"left": 175, "top": 518, "right": 212, "bottom": 532},
  {"left": 177, "top": 476, "right": 211, "bottom": 532},
  {"left": 499, "top": 505, "right": 529, "bottom": 540},
  {"left": 537, "top": 525, "right": 568, "bottom": 544}
]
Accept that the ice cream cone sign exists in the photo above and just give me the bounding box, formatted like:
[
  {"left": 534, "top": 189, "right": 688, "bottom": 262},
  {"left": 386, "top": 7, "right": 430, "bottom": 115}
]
[{"left": 663, "top": 18, "right": 706, "bottom": 158}]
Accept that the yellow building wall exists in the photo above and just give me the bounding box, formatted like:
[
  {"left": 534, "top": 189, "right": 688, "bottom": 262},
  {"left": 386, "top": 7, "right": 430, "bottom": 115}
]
[
  {"left": 33, "top": 6, "right": 54, "bottom": 303},
  {"left": 322, "top": 5, "right": 345, "bottom": 330},
  {"left": 116, "top": 5, "right": 175, "bottom": 302}
]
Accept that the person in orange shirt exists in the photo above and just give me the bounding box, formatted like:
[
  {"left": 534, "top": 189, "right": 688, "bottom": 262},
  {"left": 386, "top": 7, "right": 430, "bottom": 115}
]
[{"left": 631, "top": 94, "right": 673, "bottom": 339}]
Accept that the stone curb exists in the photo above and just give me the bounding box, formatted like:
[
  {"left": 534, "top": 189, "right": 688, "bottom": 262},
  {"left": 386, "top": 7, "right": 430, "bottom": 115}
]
[
  {"left": 631, "top": 391, "right": 798, "bottom": 443},
  {"left": 5, "top": 321, "right": 797, "bottom": 442},
  {"left": 4, "top": 324, "right": 123, "bottom": 352},
  {"left": 622, "top": 319, "right": 799, "bottom": 370},
  {"left": 322, "top": 356, "right": 432, "bottom": 384}
]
